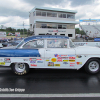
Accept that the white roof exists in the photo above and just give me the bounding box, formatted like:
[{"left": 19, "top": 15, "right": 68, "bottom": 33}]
[
  {"left": 34, "top": 19, "right": 79, "bottom": 24},
  {"left": 30, "top": 6, "right": 77, "bottom": 14}
]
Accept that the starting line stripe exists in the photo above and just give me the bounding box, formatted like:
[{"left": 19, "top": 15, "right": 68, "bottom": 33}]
[{"left": 0, "top": 93, "right": 100, "bottom": 98}]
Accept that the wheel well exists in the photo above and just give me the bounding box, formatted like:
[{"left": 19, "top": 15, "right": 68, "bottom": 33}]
[
  {"left": 10, "top": 63, "right": 29, "bottom": 67},
  {"left": 84, "top": 57, "right": 100, "bottom": 67}
]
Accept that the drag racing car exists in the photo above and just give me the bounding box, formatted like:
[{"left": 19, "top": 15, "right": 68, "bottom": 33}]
[{"left": 0, "top": 35, "right": 100, "bottom": 75}]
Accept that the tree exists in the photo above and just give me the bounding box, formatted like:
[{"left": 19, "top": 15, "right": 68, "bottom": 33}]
[{"left": 75, "top": 28, "right": 80, "bottom": 34}]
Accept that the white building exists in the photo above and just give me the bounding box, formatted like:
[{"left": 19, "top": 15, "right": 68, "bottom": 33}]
[{"left": 29, "top": 7, "right": 79, "bottom": 39}]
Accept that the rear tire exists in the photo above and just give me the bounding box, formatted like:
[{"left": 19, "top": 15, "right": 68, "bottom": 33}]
[
  {"left": 84, "top": 59, "right": 100, "bottom": 74},
  {"left": 11, "top": 63, "right": 29, "bottom": 75}
]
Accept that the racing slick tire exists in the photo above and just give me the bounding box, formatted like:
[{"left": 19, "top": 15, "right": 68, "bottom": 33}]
[
  {"left": 84, "top": 59, "right": 100, "bottom": 74},
  {"left": 11, "top": 63, "right": 29, "bottom": 75}
]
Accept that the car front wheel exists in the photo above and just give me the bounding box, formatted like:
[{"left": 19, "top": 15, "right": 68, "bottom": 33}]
[
  {"left": 85, "top": 59, "right": 100, "bottom": 74},
  {"left": 11, "top": 63, "right": 29, "bottom": 75}
]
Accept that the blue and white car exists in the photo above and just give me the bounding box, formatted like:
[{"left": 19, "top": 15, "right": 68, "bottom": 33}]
[{"left": 0, "top": 35, "right": 100, "bottom": 75}]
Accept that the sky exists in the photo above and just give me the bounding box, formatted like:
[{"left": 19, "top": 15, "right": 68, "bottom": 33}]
[{"left": 0, "top": 0, "right": 100, "bottom": 29}]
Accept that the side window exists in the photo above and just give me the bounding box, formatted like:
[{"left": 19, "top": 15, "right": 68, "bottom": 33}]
[
  {"left": 69, "top": 40, "right": 75, "bottom": 48},
  {"left": 23, "top": 39, "right": 44, "bottom": 49},
  {"left": 47, "top": 39, "right": 67, "bottom": 48}
]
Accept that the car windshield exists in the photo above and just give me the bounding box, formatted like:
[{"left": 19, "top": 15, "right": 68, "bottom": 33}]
[{"left": 16, "top": 40, "right": 25, "bottom": 48}]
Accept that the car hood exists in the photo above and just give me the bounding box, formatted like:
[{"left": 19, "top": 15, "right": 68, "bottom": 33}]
[
  {"left": 1, "top": 46, "right": 17, "bottom": 49},
  {"left": 74, "top": 46, "right": 100, "bottom": 55}
]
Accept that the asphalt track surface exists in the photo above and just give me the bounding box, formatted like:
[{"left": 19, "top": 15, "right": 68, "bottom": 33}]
[{"left": 0, "top": 67, "right": 100, "bottom": 100}]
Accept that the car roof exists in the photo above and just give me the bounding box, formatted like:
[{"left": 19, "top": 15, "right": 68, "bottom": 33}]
[{"left": 24, "top": 35, "right": 69, "bottom": 42}]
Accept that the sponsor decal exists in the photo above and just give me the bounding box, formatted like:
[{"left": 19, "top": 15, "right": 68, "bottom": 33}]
[
  {"left": 77, "top": 62, "right": 82, "bottom": 65},
  {"left": 54, "top": 64, "right": 60, "bottom": 67},
  {"left": 69, "top": 57, "right": 75, "bottom": 59},
  {"left": 51, "top": 58, "right": 57, "bottom": 62},
  {"left": 0, "top": 62, "right": 5, "bottom": 65},
  {"left": 46, "top": 59, "right": 49, "bottom": 61},
  {"left": 76, "top": 55, "right": 82, "bottom": 58},
  {"left": 30, "top": 61, "right": 36, "bottom": 63},
  {"left": 54, "top": 54, "right": 59, "bottom": 57},
  {"left": 37, "top": 59, "right": 42, "bottom": 60},
  {"left": 54, "top": 54, "right": 67, "bottom": 57},
  {"left": 29, "top": 58, "right": 36, "bottom": 61},
  {"left": 63, "top": 62, "right": 68, "bottom": 64},
  {"left": 57, "top": 57, "right": 62, "bottom": 59},
  {"left": 63, "top": 60, "right": 68, "bottom": 62},
  {"left": 70, "top": 65, "right": 74, "bottom": 67},
  {"left": 48, "top": 62, "right": 54, "bottom": 66},
  {"left": 0, "top": 59, "right": 3, "bottom": 61},
  {"left": 23, "top": 59, "right": 28, "bottom": 61},
  {"left": 68, "top": 55, "right": 75, "bottom": 57},
  {"left": 57, "top": 59, "right": 62, "bottom": 62},
  {"left": 69, "top": 60, "right": 75, "bottom": 62},
  {"left": 60, "top": 55, "right": 67, "bottom": 57},
  {"left": 31, "top": 64, "right": 37, "bottom": 67},
  {"left": 61, "top": 57, "right": 68, "bottom": 59},
  {"left": 70, "top": 63, "right": 75, "bottom": 64},
  {"left": 4, "top": 58, "right": 11, "bottom": 63},
  {"left": 37, "top": 61, "right": 43, "bottom": 63}
]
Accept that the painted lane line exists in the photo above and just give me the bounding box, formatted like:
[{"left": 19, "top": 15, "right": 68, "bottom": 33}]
[{"left": 0, "top": 93, "right": 100, "bottom": 98}]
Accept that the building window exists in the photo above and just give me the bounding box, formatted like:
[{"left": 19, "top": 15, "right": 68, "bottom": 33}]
[
  {"left": 39, "top": 34, "right": 45, "bottom": 35},
  {"left": 60, "top": 34, "right": 65, "bottom": 36},
  {"left": 36, "top": 23, "right": 41, "bottom": 28},
  {"left": 58, "top": 25, "right": 62, "bottom": 29},
  {"left": 52, "top": 13, "right": 57, "bottom": 17},
  {"left": 58, "top": 13, "right": 66, "bottom": 18},
  {"left": 42, "top": 12, "right": 46, "bottom": 16},
  {"left": 47, "top": 12, "right": 52, "bottom": 17},
  {"left": 47, "top": 12, "right": 57, "bottom": 17},
  {"left": 47, "top": 24, "right": 52, "bottom": 28},
  {"left": 52, "top": 24, "right": 57, "bottom": 29},
  {"left": 62, "top": 25, "right": 66, "bottom": 29},
  {"left": 67, "top": 14, "right": 74, "bottom": 19},
  {"left": 58, "top": 13, "right": 62, "bottom": 18},
  {"left": 67, "top": 24, "right": 75, "bottom": 29},
  {"left": 58, "top": 25, "right": 66, "bottom": 29},
  {"left": 68, "top": 34, "right": 73, "bottom": 37},
  {"left": 36, "top": 11, "right": 41, "bottom": 16},
  {"left": 63, "top": 14, "right": 66, "bottom": 18},
  {"left": 41, "top": 24, "right": 47, "bottom": 28}
]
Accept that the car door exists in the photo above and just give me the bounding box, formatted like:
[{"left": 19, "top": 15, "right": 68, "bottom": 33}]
[
  {"left": 45, "top": 39, "right": 76, "bottom": 69},
  {"left": 22, "top": 39, "right": 45, "bottom": 68}
]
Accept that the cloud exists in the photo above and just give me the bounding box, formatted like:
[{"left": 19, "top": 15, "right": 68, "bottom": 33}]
[
  {"left": 69, "top": 0, "right": 93, "bottom": 7},
  {"left": 0, "top": 0, "right": 100, "bottom": 29},
  {"left": 22, "top": 0, "right": 64, "bottom": 7}
]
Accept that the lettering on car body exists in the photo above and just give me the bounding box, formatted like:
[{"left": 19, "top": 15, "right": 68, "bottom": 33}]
[{"left": 51, "top": 58, "right": 57, "bottom": 62}]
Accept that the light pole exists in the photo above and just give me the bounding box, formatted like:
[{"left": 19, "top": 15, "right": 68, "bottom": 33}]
[{"left": 23, "top": 21, "right": 24, "bottom": 37}]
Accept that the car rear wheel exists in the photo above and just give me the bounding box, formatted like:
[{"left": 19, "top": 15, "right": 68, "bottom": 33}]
[
  {"left": 85, "top": 59, "right": 100, "bottom": 74},
  {"left": 11, "top": 63, "right": 29, "bottom": 75}
]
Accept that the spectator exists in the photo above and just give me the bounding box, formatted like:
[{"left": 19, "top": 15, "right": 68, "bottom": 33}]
[
  {"left": 85, "top": 36, "right": 89, "bottom": 42},
  {"left": 83, "top": 37, "right": 85, "bottom": 42}
]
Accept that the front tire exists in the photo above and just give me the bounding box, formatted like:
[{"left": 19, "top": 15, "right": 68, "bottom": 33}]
[
  {"left": 85, "top": 59, "right": 100, "bottom": 74},
  {"left": 11, "top": 63, "right": 29, "bottom": 75}
]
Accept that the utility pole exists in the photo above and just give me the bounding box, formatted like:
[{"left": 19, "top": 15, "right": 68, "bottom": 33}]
[{"left": 23, "top": 21, "right": 24, "bottom": 36}]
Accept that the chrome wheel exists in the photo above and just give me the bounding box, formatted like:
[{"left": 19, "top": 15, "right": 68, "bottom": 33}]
[
  {"left": 88, "top": 61, "right": 99, "bottom": 72},
  {"left": 15, "top": 63, "right": 25, "bottom": 73}
]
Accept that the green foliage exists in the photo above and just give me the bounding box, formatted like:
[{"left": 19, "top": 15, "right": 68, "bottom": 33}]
[
  {"left": 0, "top": 27, "right": 31, "bottom": 36},
  {"left": 75, "top": 28, "right": 86, "bottom": 35}
]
